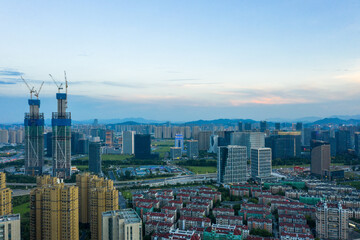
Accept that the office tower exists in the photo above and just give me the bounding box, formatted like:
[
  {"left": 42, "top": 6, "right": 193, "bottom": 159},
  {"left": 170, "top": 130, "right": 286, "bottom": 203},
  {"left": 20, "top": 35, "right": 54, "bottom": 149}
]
[
  {"left": 71, "top": 131, "right": 81, "bottom": 155},
  {"left": 91, "top": 128, "right": 99, "bottom": 138},
  {"left": 78, "top": 138, "right": 89, "bottom": 154},
  {"left": 93, "top": 119, "right": 99, "bottom": 126},
  {"left": 24, "top": 96, "right": 44, "bottom": 175},
  {"left": 224, "top": 131, "right": 234, "bottom": 145},
  {"left": 230, "top": 132, "right": 265, "bottom": 158},
  {"left": 154, "top": 127, "right": 163, "bottom": 139},
  {"left": 265, "top": 132, "right": 301, "bottom": 160},
  {"left": 8, "top": 130, "right": 16, "bottom": 144},
  {"left": 251, "top": 148, "right": 272, "bottom": 180},
  {"left": 45, "top": 132, "right": 52, "bottom": 157},
  {"left": 52, "top": 89, "right": 71, "bottom": 179},
  {"left": 208, "top": 134, "right": 219, "bottom": 153},
  {"left": 302, "top": 127, "right": 311, "bottom": 146},
  {"left": 16, "top": 129, "right": 23, "bottom": 144},
  {"left": 134, "top": 134, "right": 151, "bottom": 159},
  {"left": 330, "top": 137, "right": 337, "bottom": 157},
  {"left": 244, "top": 122, "right": 252, "bottom": 131},
  {"left": 76, "top": 173, "right": 119, "bottom": 240},
  {"left": 260, "top": 121, "right": 267, "bottom": 132},
  {"left": 175, "top": 134, "right": 184, "bottom": 151},
  {"left": 355, "top": 132, "right": 360, "bottom": 156},
  {"left": 192, "top": 126, "right": 200, "bottom": 139},
  {"left": 217, "top": 145, "right": 247, "bottom": 184},
  {"left": 296, "top": 122, "right": 303, "bottom": 131},
  {"left": 106, "top": 130, "right": 113, "bottom": 146},
  {"left": 316, "top": 202, "right": 349, "bottom": 240},
  {"left": 0, "top": 173, "right": 12, "bottom": 216},
  {"left": 99, "top": 129, "right": 106, "bottom": 141},
  {"left": 335, "top": 130, "right": 351, "bottom": 154},
  {"left": 187, "top": 140, "right": 199, "bottom": 159},
  {"left": 275, "top": 122, "right": 281, "bottom": 130},
  {"left": 0, "top": 214, "right": 21, "bottom": 240},
  {"left": 89, "top": 137, "right": 102, "bottom": 174},
  {"left": 310, "top": 141, "right": 331, "bottom": 178},
  {"left": 238, "top": 122, "right": 243, "bottom": 132},
  {"left": 30, "top": 176, "right": 79, "bottom": 240},
  {"left": 198, "top": 131, "right": 212, "bottom": 151},
  {"left": 170, "top": 147, "right": 182, "bottom": 159},
  {"left": 0, "top": 129, "right": 9, "bottom": 143},
  {"left": 122, "top": 131, "right": 135, "bottom": 154},
  {"left": 102, "top": 209, "right": 142, "bottom": 240}
]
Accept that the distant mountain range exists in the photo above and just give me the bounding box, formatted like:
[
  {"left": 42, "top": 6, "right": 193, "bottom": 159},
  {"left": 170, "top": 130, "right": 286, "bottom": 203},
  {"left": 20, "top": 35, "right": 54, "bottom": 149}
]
[{"left": 3, "top": 115, "right": 360, "bottom": 126}]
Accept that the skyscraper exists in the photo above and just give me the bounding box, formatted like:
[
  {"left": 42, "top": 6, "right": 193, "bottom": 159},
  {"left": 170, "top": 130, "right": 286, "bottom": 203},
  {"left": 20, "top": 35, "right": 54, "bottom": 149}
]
[
  {"left": 335, "top": 130, "right": 351, "bottom": 155},
  {"left": 260, "top": 121, "right": 267, "bottom": 132},
  {"left": 251, "top": 148, "right": 272, "bottom": 180},
  {"left": 310, "top": 141, "right": 331, "bottom": 178},
  {"left": 238, "top": 121, "right": 243, "bottom": 132},
  {"left": 355, "top": 132, "right": 360, "bottom": 156},
  {"left": 30, "top": 176, "right": 79, "bottom": 240},
  {"left": 134, "top": 134, "right": 151, "bottom": 159},
  {"left": 122, "top": 131, "right": 135, "bottom": 154},
  {"left": 244, "top": 122, "right": 252, "bottom": 131},
  {"left": 102, "top": 209, "right": 142, "bottom": 240},
  {"left": 296, "top": 122, "right": 303, "bottom": 131},
  {"left": 208, "top": 134, "right": 219, "bottom": 153},
  {"left": 275, "top": 122, "right": 281, "bottom": 130},
  {"left": 217, "top": 145, "right": 247, "bottom": 184},
  {"left": 105, "top": 130, "right": 113, "bottom": 146},
  {"left": 89, "top": 137, "right": 102, "bottom": 174},
  {"left": 175, "top": 134, "right": 184, "bottom": 151},
  {"left": 24, "top": 97, "right": 44, "bottom": 175},
  {"left": 265, "top": 132, "right": 301, "bottom": 160},
  {"left": 52, "top": 89, "right": 71, "bottom": 179},
  {"left": 187, "top": 140, "right": 199, "bottom": 159},
  {"left": 230, "top": 132, "right": 265, "bottom": 158},
  {"left": 0, "top": 173, "right": 12, "bottom": 216}
]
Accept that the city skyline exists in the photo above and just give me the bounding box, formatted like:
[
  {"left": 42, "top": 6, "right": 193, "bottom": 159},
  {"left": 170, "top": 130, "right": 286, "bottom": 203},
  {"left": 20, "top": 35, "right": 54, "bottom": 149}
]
[{"left": 1, "top": 1, "right": 360, "bottom": 122}]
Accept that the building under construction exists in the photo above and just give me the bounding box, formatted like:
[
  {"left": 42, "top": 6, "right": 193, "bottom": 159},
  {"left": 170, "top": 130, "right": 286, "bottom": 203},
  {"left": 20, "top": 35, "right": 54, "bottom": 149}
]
[
  {"left": 23, "top": 77, "right": 44, "bottom": 175},
  {"left": 51, "top": 73, "right": 71, "bottom": 179}
]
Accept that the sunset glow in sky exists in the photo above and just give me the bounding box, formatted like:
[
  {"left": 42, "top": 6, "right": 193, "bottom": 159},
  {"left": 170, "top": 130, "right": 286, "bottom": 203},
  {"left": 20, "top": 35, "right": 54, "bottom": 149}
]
[{"left": 1, "top": 1, "right": 360, "bottom": 122}]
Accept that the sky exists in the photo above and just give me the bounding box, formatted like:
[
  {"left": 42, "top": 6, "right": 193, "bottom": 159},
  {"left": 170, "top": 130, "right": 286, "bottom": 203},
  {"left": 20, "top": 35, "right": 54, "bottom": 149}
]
[{"left": 1, "top": 0, "right": 360, "bottom": 123}]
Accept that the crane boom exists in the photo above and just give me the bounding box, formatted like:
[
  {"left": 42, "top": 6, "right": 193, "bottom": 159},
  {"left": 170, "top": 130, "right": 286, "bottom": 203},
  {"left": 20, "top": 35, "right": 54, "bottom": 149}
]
[
  {"left": 34, "top": 81, "right": 44, "bottom": 99},
  {"left": 49, "top": 74, "right": 63, "bottom": 92},
  {"left": 21, "top": 76, "right": 35, "bottom": 99}
]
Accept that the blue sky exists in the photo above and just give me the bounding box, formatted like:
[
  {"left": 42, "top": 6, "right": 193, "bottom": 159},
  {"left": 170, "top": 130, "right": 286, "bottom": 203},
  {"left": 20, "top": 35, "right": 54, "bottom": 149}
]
[{"left": 1, "top": 1, "right": 360, "bottom": 123}]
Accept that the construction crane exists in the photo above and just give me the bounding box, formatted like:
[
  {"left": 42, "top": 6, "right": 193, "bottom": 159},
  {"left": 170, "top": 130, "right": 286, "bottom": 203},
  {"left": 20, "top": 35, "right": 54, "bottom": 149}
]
[
  {"left": 64, "top": 71, "right": 68, "bottom": 95},
  {"left": 34, "top": 81, "right": 44, "bottom": 99},
  {"left": 49, "top": 74, "right": 63, "bottom": 93},
  {"left": 21, "top": 76, "right": 36, "bottom": 99}
]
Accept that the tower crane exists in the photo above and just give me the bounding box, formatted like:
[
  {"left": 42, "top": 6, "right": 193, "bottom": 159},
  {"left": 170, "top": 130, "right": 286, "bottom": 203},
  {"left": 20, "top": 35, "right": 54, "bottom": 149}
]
[
  {"left": 34, "top": 81, "right": 44, "bottom": 99},
  {"left": 21, "top": 76, "right": 36, "bottom": 99},
  {"left": 49, "top": 74, "right": 63, "bottom": 93}
]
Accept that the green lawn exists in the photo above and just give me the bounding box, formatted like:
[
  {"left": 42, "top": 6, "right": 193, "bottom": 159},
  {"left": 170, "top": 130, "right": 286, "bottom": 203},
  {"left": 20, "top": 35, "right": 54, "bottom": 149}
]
[
  {"left": 13, "top": 202, "right": 30, "bottom": 216},
  {"left": 120, "top": 190, "right": 132, "bottom": 200},
  {"left": 152, "top": 140, "right": 174, "bottom": 158},
  {"left": 273, "top": 164, "right": 310, "bottom": 169},
  {"left": 76, "top": 165, "right": 89, "bottom": 170},
  {"left": 184, "top": 166, "right": 217, "bottom": 174}
]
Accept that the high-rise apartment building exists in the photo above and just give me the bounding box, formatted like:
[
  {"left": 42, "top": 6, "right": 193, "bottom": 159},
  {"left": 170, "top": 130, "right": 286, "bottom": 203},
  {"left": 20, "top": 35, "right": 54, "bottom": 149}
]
[
  {"left": 154, "top": 127, "right": 162, "bottom": 139},
  {"left": 134, "top": 134, "right": 151, "bottom": 159},
  {"left": 0, "top": 173, "right": 12, "bottom": 216},
  {"left": 24, "top": 97, "right": 44, "bottom": 175},
  {"left": 170, "top": 147, "right": 182, "bottom": 159},
  {"left": 244, "top": 122, "right": 252, "bottom": 131},
  {"left": 30, "top": 176, "right": 79, "bottom": 240},
  {"left": 296, "top": 122, "right": 303, "bottom": 131},
  {"left": 192, "top": 126, "right": 200, "bottom": 139},
  {"left": 0, "top": 129, "right": 9, "bottom": 143},
  {"left": 316, "top": 201, "right": 349, "bottom": 240},
  {"left": 238, "top": 122, "right": 243, "bottom": 132},
  {"left": 230, "top": 132, "right": 265, "bottom": 158},
  {"left": 0, "top": 214, "right": 21, "bottom": 240},
  {"left": 76, "top": 173, "right": 119, "bottom": 240},
  {"left": 102, "top": 209, "right": 142, "bottom": 240},
  {"left": 198, "top": 131, "right": 212, "bottom": 151},
  {"left": 105, "top": 130, "right": 113, "bottom": 146},
  {"left": 89, "top": 138, "right": 102, "bottom": 174},
  {"left": 251, "top": 148, "right": 272, "bottom": 180},
  {"left": 218, "top": 145, "right": 247, "bottom": 184},
  {"left": 8, "top": 130, "right": 16, "bottom": 144},
  {"left": 52, "top": 90, "right": 71, "bottom": 179},
  {"left": 187, "top": 140, "right": 199, "bottom": 159},
  {"left": 310, "top": 141, "right": 331, "bottom": 178}
]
